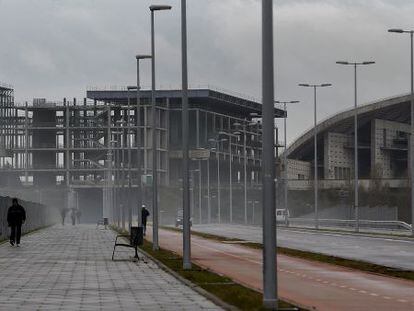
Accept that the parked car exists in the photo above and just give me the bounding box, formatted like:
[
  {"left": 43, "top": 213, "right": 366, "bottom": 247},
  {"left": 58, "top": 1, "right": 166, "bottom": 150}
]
[
  {"left": 175, "top": 209, "right": 193, "bottom": 227},
  {"left": 276, "top": 209, "right": 290, "bottom": 225}
]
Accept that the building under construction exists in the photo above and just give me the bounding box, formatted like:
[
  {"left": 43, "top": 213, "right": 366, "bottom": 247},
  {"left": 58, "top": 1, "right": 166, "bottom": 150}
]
[{"left": 0, "top": 85, "right": 284, "bottom": 224}]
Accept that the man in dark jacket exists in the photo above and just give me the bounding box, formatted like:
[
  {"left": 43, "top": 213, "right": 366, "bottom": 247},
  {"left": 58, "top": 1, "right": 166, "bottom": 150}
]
[
  {"left": 141, "top": 205, "right": 150, "bottom": 236},
  {"left": 7, "top": 198, "right": 26, "bottom": 246}
]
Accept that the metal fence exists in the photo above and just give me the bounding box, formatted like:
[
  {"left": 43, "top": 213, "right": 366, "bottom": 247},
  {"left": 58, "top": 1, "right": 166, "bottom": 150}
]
[{"left": 0, "top": 196, "right": 58, "bottom": 240}]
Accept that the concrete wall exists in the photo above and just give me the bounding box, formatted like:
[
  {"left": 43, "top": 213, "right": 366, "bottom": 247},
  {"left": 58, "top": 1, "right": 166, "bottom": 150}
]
[{"left": 0, "top": 196, "right": 59, "bottom": 240}]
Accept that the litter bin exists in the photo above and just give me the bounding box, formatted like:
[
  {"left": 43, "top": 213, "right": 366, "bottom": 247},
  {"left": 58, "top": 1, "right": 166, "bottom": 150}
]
[{"left": 130, "top": 226, "right": 143, "bottom": 246}]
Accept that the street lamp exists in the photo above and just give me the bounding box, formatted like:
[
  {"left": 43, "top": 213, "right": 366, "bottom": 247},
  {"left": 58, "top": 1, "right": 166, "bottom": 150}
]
[
  {"left": 149, "top": 3, "right": 172, "bottom": 251},
  {"left": 233, "top": 120, "right": 250, "bottom": 225},
  {"left": 127, "top": 86, "right": 138, "bottom": 230},
  {"left": 116, "top": 120, "right": 127, "bottom": 230},
  {"left": 107, "top": 140, "right": 117, "bottom": 223},
  {"left": 248, "top": 200, "right": 260, "bottom": 225},
  {"left": 336, "top": 60, "right": 375, "bottom": 233},
  {"left": 135, "top": 55, "right": 151, "bottom": 228},
  {"left": 190, "top": 169, "right": 200, "bottom": 222},
  {"left": 262, "top": 0, "right": 277, "bottom": 308},
  {"left": 298, "top": 83, "right": 332, "bottom": 230},
  {"left": 275, "top": 100, "right": 299, "bottom": 226},
  {"left": 209, "top": 137, "right": 227, "bottom": 223},
  {"left": 388, "top": 28, "right": 414, "bottom": 237},
  {"left": 180, "top": 0, "right": 192, "bottom": 270},
  {"left": 219, "top": 131, "right": 238, "bottom": 223},
  {"left": 113, "top": 129, "right": 123, "bottom": 228}
]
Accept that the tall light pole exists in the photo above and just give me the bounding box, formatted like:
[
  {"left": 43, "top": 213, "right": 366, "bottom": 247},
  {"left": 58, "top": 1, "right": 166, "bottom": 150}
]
[
  {"left": 262, "top": 0, "right": 277, "bottom": 308},
  {"left": 299, "top": 83, "right": 332, "bottom": 230},
  {"left": 135, "top": 55, "right": 151, "bottom": 227},
  {"left": 234, "top": 120, "right": 249, "bottom": 225},
  {"left": 336, "top": 61, "right": 375, "bottom": 233},
  {"left": 181, "top": 0, "right": 191, "bottom": 270},
  {"left": 275, "top": 100, "right": 299, "bottom": 226},
  {"left": 206, "top": 156, "right": 211, "bottom": 223},
  {"left": 388, "top": 28, "right": 414, "bottom": 236},
  {"left": 248, "top": 200, "right": 260, "bottom": 224},
  {"left": 127, "top": 85, "right": 139, "bottom": 229},
  {"left": 127, "top": 86, "right": 133, "bottom": 230},
  {"left": 209, "top": 137, "right": 227, "bottom": 223},
  {"left": 149, "top": 4, "right": 172, "bottom": 251},
  {"left": 219, "top": 131, "right": 237, "bottom": 223}
]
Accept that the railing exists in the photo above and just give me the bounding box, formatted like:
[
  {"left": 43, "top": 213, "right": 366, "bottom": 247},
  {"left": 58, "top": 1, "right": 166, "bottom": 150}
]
[{"left": 289, "top": 218, "right": 412, "bottom": 231}]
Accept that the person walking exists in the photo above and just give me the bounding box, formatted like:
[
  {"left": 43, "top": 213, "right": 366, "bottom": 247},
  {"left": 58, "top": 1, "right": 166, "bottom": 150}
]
[
  {"left": 76, "top": 209, "right": 81, "bottom": 224},
  {"left": 61, "top": 208, "right": 67, "bottom": 226},
  {"left": 141, "top": 205, "right": 150, "bottom": 236},
  {"left": 71, "top": 209, "right": 76, "bottom": 226},
  {"left": 7, "top": 198, "right": 26, "bottom": 247}
]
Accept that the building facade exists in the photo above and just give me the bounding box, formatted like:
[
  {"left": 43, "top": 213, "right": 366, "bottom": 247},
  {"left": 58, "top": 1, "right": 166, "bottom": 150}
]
[{"left": 0, "top": 87, "right": 284, "bottom": 223}]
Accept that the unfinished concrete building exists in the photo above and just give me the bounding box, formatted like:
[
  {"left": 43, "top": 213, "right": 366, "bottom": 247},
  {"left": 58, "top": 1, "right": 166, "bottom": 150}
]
[{"left": 0, "top": 86, "right": 284, "bottom": 224}]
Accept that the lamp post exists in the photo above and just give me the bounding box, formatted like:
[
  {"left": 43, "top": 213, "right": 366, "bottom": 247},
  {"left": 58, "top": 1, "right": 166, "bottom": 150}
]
[
  {"left": 107, "top": 140, "right": 116, "bottom": 223},
  {"left": 275, "top": 100, "right": 299, "bottom": 226},
  {"left": 209, "top": 138, "right": 227, "bottom": 223},
  {"left": 113, "top": 130, "right": 123, "bottom": 228},
  {"left": 180, "top": 0, "right": 192, "bottom": 270},
  {"left": 248, "top": 200, "right": 260, "bottom": 224},
  {"left": 234, "top": 120, "right": 249, "bottom": 225},
  {"left": 206, "top": 156, "right": 211, "bottom": 223},
  {"left": 336, "top": 61, "right": 375, "bottom": 233},
  {"left": 219, "top": 131, "right": 238, "bottom": 223},
  {"left": 149, "top": 4, "right": 172, "bottom": 251},
  {"left": 116, "top": 120, "right": 126, "bottom": 230},
  {"left": 388, "top": 28, "right": 414, "bottom": 236},
  {"left": 298, "top": 83, "right": 332, "bottom": 230},
  {"left": 190, "top": 169, "right": 200, "bottom": 222},
  {"left": 262, "top": 0, "right": 277, "bottom": 307},
  {"left": 135, "top": 55, "right": 151, "bottom": 228}
]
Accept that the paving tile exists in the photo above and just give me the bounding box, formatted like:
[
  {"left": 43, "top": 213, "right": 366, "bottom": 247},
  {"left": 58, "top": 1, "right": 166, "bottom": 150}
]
[{"left": 0, "top": 225, "right": 222, "bottom": 310}]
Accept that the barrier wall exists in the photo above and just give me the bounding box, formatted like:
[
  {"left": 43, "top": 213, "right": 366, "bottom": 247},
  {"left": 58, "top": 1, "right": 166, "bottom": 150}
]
[{"left": 0, "top": 196, "right": 58, "bottom": 240}]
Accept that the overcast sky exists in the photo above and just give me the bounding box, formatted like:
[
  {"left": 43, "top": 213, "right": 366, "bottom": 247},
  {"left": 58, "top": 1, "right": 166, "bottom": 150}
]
[{"left": 0, "top": 0, "right": 413, "bottom": 144}]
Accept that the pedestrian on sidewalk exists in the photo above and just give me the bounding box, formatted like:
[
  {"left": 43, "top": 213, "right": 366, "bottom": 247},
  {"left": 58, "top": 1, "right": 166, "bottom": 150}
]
[
  {"left": 61, "top": 208, "right": 67, "bottom": 225},
  {"left": 141, "top": 205, "right": 150, "bottom": 236},
  {"left": 71, "top": 209, "right": 76, "bottom": 225},
  {"left": 7, "top": 198, "right": 26, "bottom": 247},
  {"left": 76, "top": 209, "right": 81, "bottom": 224}
]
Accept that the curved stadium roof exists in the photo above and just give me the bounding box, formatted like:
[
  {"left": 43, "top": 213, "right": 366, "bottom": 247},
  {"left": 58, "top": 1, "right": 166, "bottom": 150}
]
[{"left": 286, "top": 93, "right": 412, "bottom": 160}]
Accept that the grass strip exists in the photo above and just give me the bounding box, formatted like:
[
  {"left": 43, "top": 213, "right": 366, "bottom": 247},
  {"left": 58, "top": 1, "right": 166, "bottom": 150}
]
[
  {"left": 162, "top": 226, "right": 414, "bottom": 282},
  {"left": 111, "top": 226, "right": 302, "bottom": 311}
]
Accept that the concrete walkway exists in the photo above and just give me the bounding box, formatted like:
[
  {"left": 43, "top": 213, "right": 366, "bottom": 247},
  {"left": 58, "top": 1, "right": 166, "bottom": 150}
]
[{"left": 0, "top": 225, "right": 222, "bottom": 311}]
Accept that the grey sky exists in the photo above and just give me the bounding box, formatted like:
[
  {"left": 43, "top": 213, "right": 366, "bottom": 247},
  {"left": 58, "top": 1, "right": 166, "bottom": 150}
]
[{"left": 0, "top": 0, "right": 413, "bottom": 144}]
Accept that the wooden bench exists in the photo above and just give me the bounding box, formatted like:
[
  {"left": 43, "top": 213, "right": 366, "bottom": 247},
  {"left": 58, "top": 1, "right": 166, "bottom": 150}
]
[{"left": 112, "top": 226, "right": 143, "bottom": 260}]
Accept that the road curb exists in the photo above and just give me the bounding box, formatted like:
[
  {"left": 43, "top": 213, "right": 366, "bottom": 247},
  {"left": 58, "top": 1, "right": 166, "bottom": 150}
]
[{"left": 112, "top": 231, "right": 238, "bottom": 311}]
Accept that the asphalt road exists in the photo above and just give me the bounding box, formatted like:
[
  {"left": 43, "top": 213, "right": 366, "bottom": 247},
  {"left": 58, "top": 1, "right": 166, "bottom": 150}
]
[
  {"left": 192, "top": 224, "right": 414, "bottom": 271},
  {"left": 149, "top": 227, "right": 414, "bottom": 311}
]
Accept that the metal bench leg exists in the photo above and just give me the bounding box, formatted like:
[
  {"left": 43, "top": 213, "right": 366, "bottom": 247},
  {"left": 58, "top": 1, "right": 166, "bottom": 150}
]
[{"left": 112, "top": 244, "right": 116, "bottom": 261}]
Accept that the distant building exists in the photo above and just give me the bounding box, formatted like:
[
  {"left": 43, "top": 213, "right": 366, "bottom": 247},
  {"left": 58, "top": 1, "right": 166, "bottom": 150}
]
[
  {"left": 286, "top": 93, "right": 412, "bottom": 190},
  {"left": 0, "top": 87, "right": 284, "bottom": 222}
]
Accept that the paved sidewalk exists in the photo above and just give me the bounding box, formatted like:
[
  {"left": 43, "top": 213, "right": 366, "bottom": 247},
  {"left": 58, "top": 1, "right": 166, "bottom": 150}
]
[{"left": 0, "top": 225, "right": 222, "bottom": 311}]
